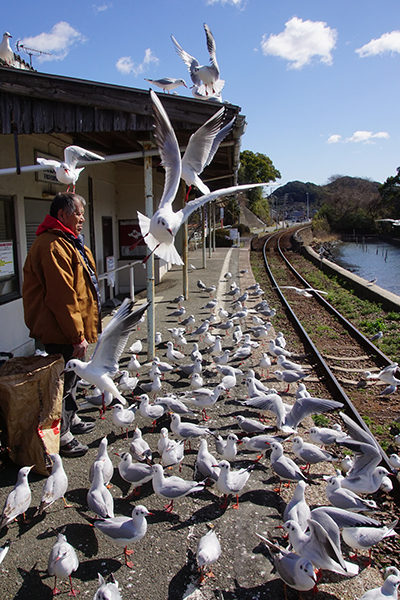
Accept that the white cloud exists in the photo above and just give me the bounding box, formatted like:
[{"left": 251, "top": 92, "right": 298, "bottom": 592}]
[
  {"left": 261, "top": 16, "right": 337, "bottom": 69},
  {"left": 327, "top": 134, "right": 342, "bottom": 144},
  {"left": 206, "top": 0, "right": 246, "bottom": 6},
  {"left": 356, "top": 30, "right": 400, "bottom": 57},
  {"left": 346, "top": 131, "right": 389, "bottom": 144},
  {"left": 93, "top": 3, "right": 112, "bottom": 13},
  {"left": 18, "top": 22, "right": 86, "bottom": 61},
  {"left": 116, "top": 48, "right": 159, "bottom": 76}
]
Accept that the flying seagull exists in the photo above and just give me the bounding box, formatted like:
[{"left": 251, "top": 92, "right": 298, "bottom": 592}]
[
  {"left": 132, "top": 90, "right": 264, "bottom": 265},
  {"left": 171, "top": 23, "right": 224, "bottom": 97},
  {"left": 37, "top": 145, "right": 104, "bottom": 192}
]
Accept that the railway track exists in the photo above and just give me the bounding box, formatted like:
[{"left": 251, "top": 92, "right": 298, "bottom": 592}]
[{"left": 258, "top": 228, "right": 400, "bottom": 484}]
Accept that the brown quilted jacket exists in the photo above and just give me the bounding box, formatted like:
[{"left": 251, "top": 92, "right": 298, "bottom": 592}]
[{"left": 23, "top": 229, "right": 99, "bottom": 346}]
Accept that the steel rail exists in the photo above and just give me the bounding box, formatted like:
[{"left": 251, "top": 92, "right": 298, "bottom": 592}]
[{"left": 261, "top": 230, "right": 396, "bottom": 479}]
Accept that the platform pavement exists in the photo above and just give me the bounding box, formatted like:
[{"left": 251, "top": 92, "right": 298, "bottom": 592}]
[{"left": 101, "top": 237, "right": 268, "bottom": 363}]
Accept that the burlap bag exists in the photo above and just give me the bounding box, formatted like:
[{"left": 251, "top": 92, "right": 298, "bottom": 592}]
[{"left": 0, "top": 354, "right": 64, "bottom": 476}]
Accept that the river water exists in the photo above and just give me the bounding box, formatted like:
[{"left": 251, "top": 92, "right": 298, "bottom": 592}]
[{"left": 329, "top": 239, "right": 400, "bottom": 297}]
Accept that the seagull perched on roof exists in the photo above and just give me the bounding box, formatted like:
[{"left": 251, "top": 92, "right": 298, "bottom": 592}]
[
  {"left": 145, "top": 77, "right": 187, "bottom": 93},
  {"left": 37, "top": 145, "right": 104, "bottom": 192},
  {"left": 0, "top": 32, "right": 13, "bottom": 65},
  {"left": 132, "top": 91, "right": 264, "bottom": 265},
  {"left": 171, "top": 23, "right": 224, "bottom": 97}
]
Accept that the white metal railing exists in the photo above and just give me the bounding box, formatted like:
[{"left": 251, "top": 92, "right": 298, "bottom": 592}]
[{"left": 98, "top": 259, "right": 142, "bottom": 303}]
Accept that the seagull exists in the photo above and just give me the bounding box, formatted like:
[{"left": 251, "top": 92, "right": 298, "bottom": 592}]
[
  {"left": 155, "top": 395, "right": 195, "bottom": 417},
  {"left": 133, "top": 90, "right": 264, "bottom": 265},
  {"left": 375, "top": 218, "right": 400, "bottom": 227},
  {"left": 205, "top": 334, "right": 222, "bottom": 355},
  {"left": 235, "top": 415, "right": 271, "bottom": 435},
  {"left": 273, "top": 370, "right": 309, "bottom": 392},
  {"left": 144, "top": 77, "right": 187, "bottom": 93},
  {"left": 337, "top": 412, "right": 389, "bottom": 494},
  {"left": 112, "top": 403, "right": 137, "bottom": 438},
  {"left": 87, "top": 461, "right": 114, "bottom": 518},
  {"left": 190, "top": 343, "right": 202, "bottom": 362},
  {"left": 65, "top": 300, "right": 149, "bottom": 406},
  {"left": 275, "top": 332, "right": 287, "bottom": 348},
  {"left": 214, "top": 460, "right": 254, "bottom": 509},
  {"left": 283, "top": 519, "right": 359, "bottom": 577},
  {"left": 268, "top": 340, "right": 292, "bottom": 359},
  {"left": 127, "top": 354, "right": 142, "bottom": 376},
  {"left": 269, "top": 442, "right": 311, "bottom": 493},
  {"left": 255, "top": 533, "right": 317, "bottom": 597},
  {"left": 176, "top": 357, "right": 203, "bottom": 377},
  {"left": 213, "top": 349, "right": 231, "bottom": 366},
  {"left": 342, "top": 519, "right": 398, "bottom": 566},
  {"left": 242, "top": 393, "right": 343, "bottom": 434},
  {"left": 137, "top": 393, "right": 166, "bottom": 426},
  {"left": 89, "top": 437, "right": 114, "bottom": 487},
  {"left": 181, "top": 107, "right": 235, "bottom": 198},
  {"left": 185, "top": 384, "right": 225, "bottom": 420},
  {"left": 280, "top": 286, "right": 328, "bottom": 297},
  {"left": 151, "top": 463, "right": 205, "bottom": 512},
  {"left": 359, "top": 575, "right": 400, "bottom": 600},
  {"left": 129, "top": 339, "right": 143, "bottom": 354},
  {"left": 190, "top": 264, "right": 197, "bottom": 270},
  {"left": 197, "top": 279, "right": 207, "bottom": 290},
  {"left": 0, "top": 539, "right": 11, "bottom": 566},
  {"left": 181, "top": 314, "right": 195, "bottom": 331},
  {"left": 94, "top": 505, "right": 152, "bottom": 568},
  {"left": 259, "top": 353, "right": 272, "bottom": 376},
  {"left": 166, "top": 340, "right": 185, "bottom": 363},
  {"left": 190, "top": 372, "right": 204, "bottom": 389},
  {"left": 161, "top": 437, "right": 185, "bottom": 469},
  {"left": 195, "top": 438, "right": 221, "bottom": 482},
  {"left": 0, "top": 465, "right": 33, "bottom": 530},
  {"left": 324, "top": 475, "right": 378, "bottom": 512},
  {"left": 283, "top": 480, "right": 311, "bottom": 531},
  {"left": 388, "top": 453, "right": 400, "bottom": 470},
  {"left": 212, "top": 433, "right": 239, "bottom": 461},
  {"left": 171, "top": 24, "right": 224, "bottom": 97},
  {"left": 117, "top": 453, "right": 154, "bottom": 498},
  {"left": 277, "top": 356, "right": 309, "bottom": 372},
  {"left": 0, "top": 32, "right": 13, "bottom": 65},
  {"left": 231, "top": 344, "right": 252, "bottom": 362},
  {"left": 93, "top": 573, "right": 122, "bottom": 600},
  {"left": 37, "top": 454, "right": 69, "bottom": 515},
  {"left": 190, "top": 319, "right": 211, "bottom": 339},
  {"left": 168, "top": 306, "right": 186, "bottom": 320},
  {"left": 202, "top": 299, "right": 217, "bottom": 312},
  {"left": 196, "top": 529, "right": 221, "bottom": 582},
  {"left": 118, "top": 370, "right": 138, "bottom": 394},
  {"left": 309, "top": 425, "right": 345, "bottom": 447},
  {"left": 37, "top": 145, "right": 104, "bottom": 192},
  {"left": 48, "top": 532, "right": 79, "bottom": 596},
  {"left": 170, "top": 413, "right": 212, "bottom": 448},
  {"left": 291, "top": 436, "right": 337, "bottom": 475},
  {"left": 129, "top": 427, "right": 152, "bottom": 462}
]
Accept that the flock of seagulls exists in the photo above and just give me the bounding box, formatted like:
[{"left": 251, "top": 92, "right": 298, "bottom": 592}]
[{"left": 1, "top": 255, "right": 399, "bottom": 599}]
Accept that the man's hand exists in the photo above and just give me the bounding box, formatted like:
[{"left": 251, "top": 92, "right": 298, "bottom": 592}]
[{"left": 72, "top": 339, "right": 88, "bottom": 358}]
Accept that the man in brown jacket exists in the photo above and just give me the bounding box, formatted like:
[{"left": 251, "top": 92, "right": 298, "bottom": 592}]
[{"left": 23, "top": 192, "right": 101, "bottom": 457}]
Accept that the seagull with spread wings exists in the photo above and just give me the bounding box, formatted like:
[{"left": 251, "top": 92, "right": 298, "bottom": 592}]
[
  {"left": 37, "top": 145, "right": 104, "bottom": 192},
  {"left": 133, "top": 90, "right": 264, "bottom": 266}
]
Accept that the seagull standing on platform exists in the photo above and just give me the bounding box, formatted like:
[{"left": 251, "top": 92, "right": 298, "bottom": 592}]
[
  {"left": 37, "top": 145, "right": 104, "bottom": 192},
  {"left": 133, "top": 90, "right": 265, "bottom": 265}
]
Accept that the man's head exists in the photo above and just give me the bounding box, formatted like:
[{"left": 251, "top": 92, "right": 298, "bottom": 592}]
[{"left": 50, "top": 192, "right": 86, "bottom": 237}]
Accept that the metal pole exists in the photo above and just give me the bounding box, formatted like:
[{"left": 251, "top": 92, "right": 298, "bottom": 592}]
[
  {"left": 144, "top": 142, "right": 155, "bottom": 361},
  {"left": 181, "top": 181, "right": 189, "bottom": 300},
  {"left": 212, "top": 202, "right": 216, "bottom": 252},
  {"left": 129, "top": 265, "right": 135, "bottom": 302},
  {"left": 202, "top": 205, "right": 206, "bottom": 269},
  {"left": 208, "top": 203, "right": 212, "bottom": 259}
]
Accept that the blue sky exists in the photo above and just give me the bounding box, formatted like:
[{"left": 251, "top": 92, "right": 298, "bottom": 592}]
[{"left": 3, "top": 0, "right": 400, "bottom": 186}]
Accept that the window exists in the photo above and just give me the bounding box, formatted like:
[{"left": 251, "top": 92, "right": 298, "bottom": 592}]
[{"left": 0, "top": 196, "right": 19, "bottom": 303}]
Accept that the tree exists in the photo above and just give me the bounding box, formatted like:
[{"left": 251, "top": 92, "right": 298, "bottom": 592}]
[
  {"left": 315, "top": 175, "right": 380, "bottom": 233},
  {"left": 378, "top": 166, "right": 400, "bottom": 218},
  {"left": 238, "top": 151, "right": 281, "bottom": 221}
]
